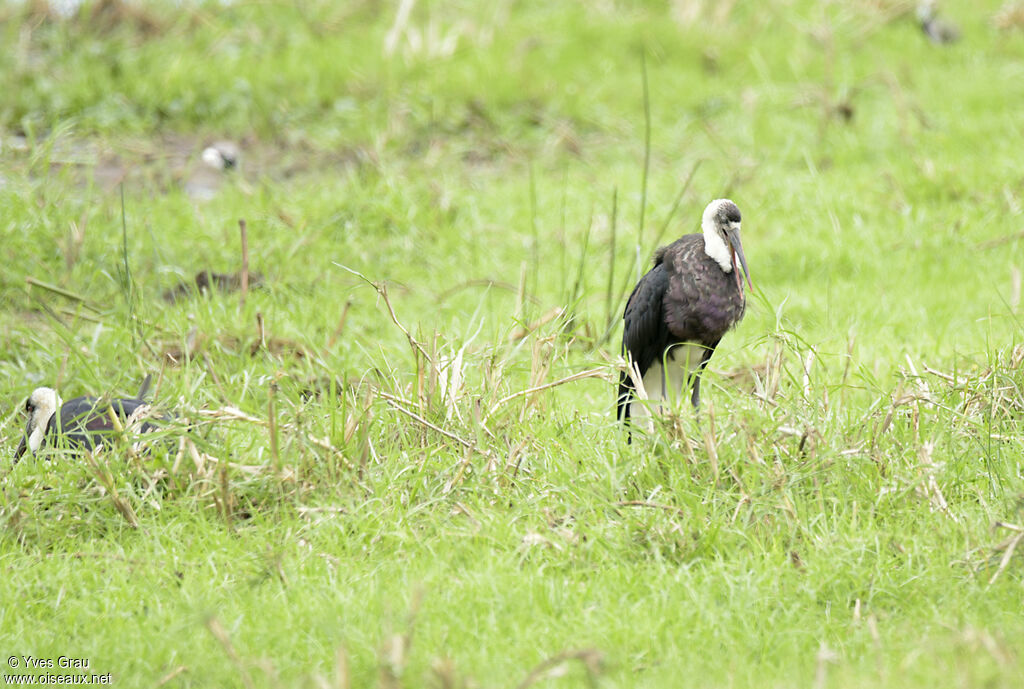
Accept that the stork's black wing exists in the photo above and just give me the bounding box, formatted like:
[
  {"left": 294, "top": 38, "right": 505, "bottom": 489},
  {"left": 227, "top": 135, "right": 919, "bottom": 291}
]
[
  {"left": 49, "top": 395, "right": 156, "bottom": 452},
  {"left": 618, "top": 261, "right": 671, "bottom": 421}
]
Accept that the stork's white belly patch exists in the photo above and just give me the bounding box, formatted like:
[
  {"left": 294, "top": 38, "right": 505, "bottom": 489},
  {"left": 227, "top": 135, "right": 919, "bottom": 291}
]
[{"left": 639, "top": 344, "right": 706, "bottom": 411}]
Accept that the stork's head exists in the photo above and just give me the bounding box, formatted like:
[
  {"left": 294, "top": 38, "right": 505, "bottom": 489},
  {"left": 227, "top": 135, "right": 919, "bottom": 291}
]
[
  {"left": 701, "top": 198, "right": 752, "bottom": 293},
  {"left": 201, "top": 141, "right": 240, "bottom": 170},
  {"left": 14, "top": 387, "right": 62, "bottom": 460}
]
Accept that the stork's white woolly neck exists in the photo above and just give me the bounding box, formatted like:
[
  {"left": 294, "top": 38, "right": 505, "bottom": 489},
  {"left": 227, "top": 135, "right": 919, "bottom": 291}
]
[
  {"left": 702, "top": 200, "right": 735, "bottom": 273},
  {"left": 27, "top": 388, "right": 61, "bottom": 454}
]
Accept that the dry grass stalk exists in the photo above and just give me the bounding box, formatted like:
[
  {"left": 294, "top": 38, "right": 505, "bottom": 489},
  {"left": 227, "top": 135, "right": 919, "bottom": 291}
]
[
  {"left": 337, "top": 263, "right": 432, "bottom": 363},
  {"left": 703, "top": 403, "right": 720, "bottom": 484},
  {"left": 378, "top": 392, "right": 474, "bottom": 451},
  {"left": 670, "top": 0, "right": 738, "bottom": 28},
  {"left": 219, "top": 450, "right": 233, "bottom": 527},
  {"left": 190, "top": 447, "right": 291, "bottom": 478},
  {"left": 327, "top": 298, "right": 353, "bottom": 348},
  {"left": 378, "top": 589, "right": 423, "bottom": 689},
  {"left": 64, "top": 214, "right": 87, "bottom": 272},
  {"left": 766, "top": 340, "right": 784, "bottom": 403},
  {"left": 988, "top": 530, "right": 1024, "bottom": 585},
  {"left": 193, "top": 406, "right": 354, "bottom": 471},
  {"left": 82, "top": 0, "right": 170, "bottom": 36},
  {"left": 84, "top": 450, "right": 139, "bottom": 528},
  {"left": 994, "top": 1, "right": 1024, "bottom": 30},
  {"left": 202, "top": 351, "right": 225, "bottom": 394},
  {"left": 104, "top": 404, "right": 142, "bottom": 465},
  {"left": 802, "top": 349, "right": 816, "bottom": 399},
  {"left": 487, "top": 367, "right": 607, "bottom": 418},
  {"left": 333, "top": 646, "right": 350, "bottom": 689},
  {"left": 814, "top": 642, "right": 839, "bottom": 689},
  {"left": 206, "top": 617, "right": 255, "bottom": 689},
  {"left": 976, "top": 229, "right": 1024, "bottom": 249},
  {"left": 45, "top": 551, "right": 155, "bottom": 566},
  {"left": 624, "top": 358, "right": 648, "bottom": 400},
  {"left": 922, "top": 364, "right": 959, "bottom": 385},
  {"left": 523, "top": 338, "right": 555, "bottom": 419},
  {"left": 255, "top": 312, "right": 266, "bottom": 351},
  {"left": 383, "top": 0, "right": 415, "bottom": 55},
  {"left": 171, "top": 436, "right": 187, "bottom": 476},
  {"left": 514, "top": 648, "right": 603, "bottom": 689},
  {"left": 507, "top": 306, "right": 564, "bottom": 342},
  {"left": 187, "top": 436, "right": 207, "bottom": 474},
  {"left": 430, "top": 657, "right": 460, "bottom": 689},
  {"left": 444, "top": 443, "right": 476, "bottom": 493},
  {"left": 615, "top": 500, "right": 687, "bottom": 518},
  {"left": 1012, "top": 266, "right": 1021, "bottom": 312},
  {"left": 437, "top": 344, "right": 467, "bottom": 423},
  {"left": 239, "top": 218, "right": 249, "bottom": 309},
  {"left": 25, "top": 276, "right": 101, "bottom": 312},
  {"left": 268, "top": 378, "right": 281, "bottom": 474},
  {"left": 916, "top": 441, "right": 956, "bottom": 522},
  {"left": 729, "top": 491, "right": 751, "bottom": 525},
  {"left": 504, "top": 438, "right": 529, "bottom": 478},
  {"left": 904, "top": 353, "right": 932, "bottom": 399},
  {"left": 154, "top": 666, "right": 187, "bottom": 687}
]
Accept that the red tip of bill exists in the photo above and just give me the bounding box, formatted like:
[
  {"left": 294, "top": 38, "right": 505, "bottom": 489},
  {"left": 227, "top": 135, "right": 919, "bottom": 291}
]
[
  {"left": 730, "top": 248, "right": 752, "bottom": 297},
  {"left": 730, "top": 250, "right": 744, "bottom": 298}
]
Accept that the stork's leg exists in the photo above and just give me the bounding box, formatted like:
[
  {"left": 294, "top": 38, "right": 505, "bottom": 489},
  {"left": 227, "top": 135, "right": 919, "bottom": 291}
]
[{"left": 690, "top": 345, "right": 718, "bottom": 410}]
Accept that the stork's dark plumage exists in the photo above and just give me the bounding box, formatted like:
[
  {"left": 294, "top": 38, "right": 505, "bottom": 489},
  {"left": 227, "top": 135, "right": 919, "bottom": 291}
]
[
  {"left": 618, "top": 199, "right": 752, "bottom": 435},
  {"left": 14, "top": 376, "right": 160, "bottom": 460}
]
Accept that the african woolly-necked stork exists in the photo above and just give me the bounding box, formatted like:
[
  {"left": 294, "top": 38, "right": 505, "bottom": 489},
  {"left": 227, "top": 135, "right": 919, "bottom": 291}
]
[
  {"left": 14, "top": 375, "right": 160, "bottom": 460},
  {"left": 618, "top": 199, "right": 752, "bottom": 434}
]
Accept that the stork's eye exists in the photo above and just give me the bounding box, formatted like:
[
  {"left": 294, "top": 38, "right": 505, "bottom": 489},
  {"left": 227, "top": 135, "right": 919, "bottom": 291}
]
[{"left": 25, "top": 400, "right": 34, "bottom": 413}]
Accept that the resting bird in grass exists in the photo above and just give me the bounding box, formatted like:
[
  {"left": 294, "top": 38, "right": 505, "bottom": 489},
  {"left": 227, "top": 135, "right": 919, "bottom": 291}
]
[
  {"left": 14, "top": 375, "right": 160, "bottom": 460},
  {"left": 617, "top": 199, "right": 752, "bottom": 437}
]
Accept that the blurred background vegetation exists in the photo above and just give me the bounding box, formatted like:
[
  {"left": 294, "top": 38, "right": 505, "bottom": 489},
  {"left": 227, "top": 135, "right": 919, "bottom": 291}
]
[{"left": 2, "top": 1, "right": 1024, "bottom": 687}]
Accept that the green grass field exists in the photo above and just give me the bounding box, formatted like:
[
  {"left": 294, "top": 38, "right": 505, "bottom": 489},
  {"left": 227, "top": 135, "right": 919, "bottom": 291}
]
[{"left": 2, "top": 1, "right": 1024, "bottom": 686}]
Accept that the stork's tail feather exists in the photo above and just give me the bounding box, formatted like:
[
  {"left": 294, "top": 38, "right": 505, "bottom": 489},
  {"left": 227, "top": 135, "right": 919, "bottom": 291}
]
[{"left": 136, "top": 374, "right": 153, "bottom": 401}]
